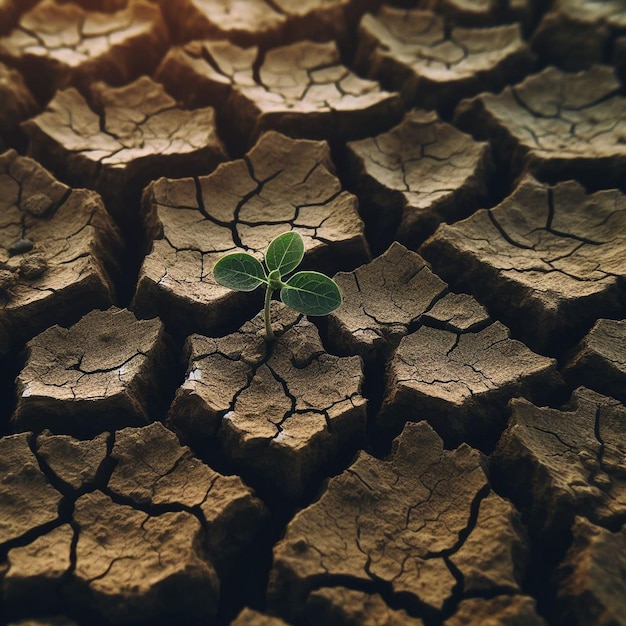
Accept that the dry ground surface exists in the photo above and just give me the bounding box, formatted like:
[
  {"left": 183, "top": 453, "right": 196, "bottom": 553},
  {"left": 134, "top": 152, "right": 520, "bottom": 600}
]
[{"left": 1, "top": 0, "right": 626, "bottom": 625}]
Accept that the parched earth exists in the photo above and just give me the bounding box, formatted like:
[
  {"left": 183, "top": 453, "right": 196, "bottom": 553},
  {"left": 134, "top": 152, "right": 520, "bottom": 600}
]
[{"left": 0, "top": 1, "right": 625, "bottom": 625}]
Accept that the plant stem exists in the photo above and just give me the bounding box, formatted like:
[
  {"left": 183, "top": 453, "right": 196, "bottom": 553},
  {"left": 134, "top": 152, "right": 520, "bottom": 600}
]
[{"left": 264, "top": 286, "right": 274, "bottom": 341}]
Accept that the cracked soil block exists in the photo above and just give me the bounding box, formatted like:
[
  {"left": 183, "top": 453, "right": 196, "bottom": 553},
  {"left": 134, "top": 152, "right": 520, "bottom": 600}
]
[
  {"left": 0, "top": 149, "right": 122, "bottom": 357},
  {"left": 2, "top": 421, "right": 267, "bottom": 624},
  {"left": 555, "top": 516, "right": 626, "bottom": 626},
  {"left": 36, "top": 430, "right": 109, "bottom": 492},
  {"left": 157, "top": 0, "right": 377, "bottom": 49},
  {"left": 444, "top": 595, "right": 547, "bottom": 626},
  {"left": 454, "top": 65, "right": 626, "bottom": 189},
  {"left": 2, "top": 524, "right": 74, "bottom": 616},
  {"left": 156, "top": 38, "right": 403, "bottom": 147},
  {"left": 346, "top": 109, "right": 492, "bottom": 249},
  {"left": 107, "top": 421, "right": 268, "bottom": 568},
  {"left": 564, "top": 318, "right": 626, "bottom": 403},
  {"left": 0, "top": 432, "right": 62, "bottom": 547},
  {"left": 0, "top": 0, "right": 168, "bottom": 104},
  {"left": 328, "top": 242, "right": 480, "bottom": 363},
  {"left": 69, "top": 490, "right": 220, "bottom": 625},
  {"left": 306, "top": 587, "right": 425, "bottom": 626},
  {"left": 12, "top": 307, "right": 171, "bottom": 436},
  {"left": 532, "top": 0, "right": 626, "bottom": 70},
  {"left": 328, "top": 242, "right": 450, "bottom": 361},
  {"left": 23, "top": 76, "right": 227, "bottom": 224},
  {"left": 231, "top": 608, "right": 290, "bottom": 626},
  {"left": 356, "top": 7, "right": 535, "bottom": 112},
  {"left": 421, "top": 174, "right": 626, "bottom": 354},
  {"left": 269, "top": 420, "right": 528, "bottom": 621},
  {"left": 379, "top": 304, "right": 560, "bottom": 449},
  {"left": 169, "top": 303, "right": 367, "bottom": 500},
  {"left": 493, "top": 387, "right": 626, "bottom": 542},
  {"left": 133, "top": 130, "right": 370, "bottom": 336}
]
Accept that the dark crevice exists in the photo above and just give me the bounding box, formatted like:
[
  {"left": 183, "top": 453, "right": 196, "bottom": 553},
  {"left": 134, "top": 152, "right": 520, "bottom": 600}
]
[
  {"left": 428, "top": 483, "right": 491, "bottom": 561},
  {"left": 150, "top": 330, "right": 187, "bottom": 423},
  {"left": 522, "top": 527, "right": 574, "bottom": 626},
  {"left": 28, "top": 434, "right": 74, "bottom": 499},
  {"left": 92, "top": 430, "right": 118, "bottom": 489},
  {"left": 0, "top": 352, "right": 21, "bottom": 437},
  {"left": 111, "top": 204, "right": 146, "bottom": 309},
  {"left": 362, "top": 356, "right": 392, "bottom": 459},
  {"left": 99, "top": 484, "right": 206, "bottom": 527},
  {"left": 439, "top": 556, "right": 465, "bottom": 620},
  {"left": 592, "top": 406, "right": 608, "bottom": 480},
  {"left": 216, "top": 512, "right": 276, "bottom": 625},
  {"left": 487, "top": 210, "right": 534, "bottom": 250},
  {"left": 289, "top": 573, "right": 441, "bottom": 626},
  {"left": 489, "top": 446, "right": 577, "bottom": 625},
  {"left": 0, "top": 517, "right": 65, "bottom": 563}
]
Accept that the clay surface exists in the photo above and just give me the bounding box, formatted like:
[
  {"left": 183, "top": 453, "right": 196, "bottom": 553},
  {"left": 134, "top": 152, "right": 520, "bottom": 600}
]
[
  {"left": 306, "top": 587, "right": 425, "bottom": 625},
  {"left": 532, "top": 0, "right": 626, "bottom": 70},
  {"left": 419, "top": 0, "right": 536, "bottom": 26},
  {"left": 564, "top": 318, "right": 626, "bottom": 403},
  {"left": 12, "top": 307, "right": 170, "bottom": 436},
  {"left": 156, "top": 39, "right": 403, "bottom": 146},
  {"left": 169, "top": 303, "right": 366, "bottom": 500},
  {"left": 0, "top": 0, "right": 168, "bottom": 103},
  {"left": 158, "top": 0, "right": 377, "bottom": 48},
  {"left": 444, "top": 595, "right": 547, "bottom": 626},
  {"left": 3, "top": 525, "right": 73, "bottom": 612},
  {"left": 1, "top": 5, "right": 625, "bottom": 625},
  {"left": 555, "top": 517, "right": 626, "bottom": 626},
  {"left": 72, "top": 490, "right": 219, "bottom": 624},
  {"left": 421, "top": 174, "right": 626, "bottom": 353},
  {"left": 0, "top": 63, "right": 36, "bottom": 142},
  {"left": 0, "top": 433, "right": 62, "bottom": 546},
  {"left": 1, "top": 420, "right": 268, "bottom": 624},
  {"left": 328, "top": 242, "right": 449, "bottom": 361},
  {"left": 0, "top": 150, "right": 122, "bottom": 356},
  {"left": 380, "top": 313, "right": 560, "bottom": 448},
  {"left": 36, "top": 430, "right": 108, "bottom": 491},
  {"left": 356, "top": 7, "right": 535, "bottom": 111},
  {"left": 346, "top": 109, "right": 492, "bottom": 248},
  {"left": 231, "top": 608, "right": 290, "bottom": 626},
  {"left": 455, "top": 65, "right": 626, "bottom": 189},
  {"left": 269, "top": 421, "right": 527, "bottom": 620},
  {"left": 133, "top": 130, "right": 369, "bottom": 336},
  {"left": 23, "top": 76, "right": 226, "bottom": 222},
  {"left": 493, "top": 388, "right": 626, "bottom": 540},
  {"left": 108, "top": 421, "right": 268, "bottom": 565}
]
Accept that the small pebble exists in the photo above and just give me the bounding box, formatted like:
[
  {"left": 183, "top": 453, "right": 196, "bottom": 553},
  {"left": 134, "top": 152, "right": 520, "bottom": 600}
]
[
  {"left": 8, "top": 238, "right": 34, "bottom": 256},
  {"left": 22, "top": 193, "right": 54, "bottom": 217},
  {"left": 19, "top": 253, "right": 48, "bottom": 279}
]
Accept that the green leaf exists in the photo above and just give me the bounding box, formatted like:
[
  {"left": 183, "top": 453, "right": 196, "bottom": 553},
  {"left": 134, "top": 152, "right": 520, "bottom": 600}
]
[
  {"left": 213, "top": 253, "right": 267, "bottom": 292},
  {"left": 280, "top": 271, "right": 342, "bottom": 316},
  {"left": 265, "top": 231, "right": 305, "bottom": 276}
]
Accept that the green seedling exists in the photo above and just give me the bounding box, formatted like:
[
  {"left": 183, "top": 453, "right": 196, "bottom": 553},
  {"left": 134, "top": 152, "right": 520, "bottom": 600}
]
[{"left": 213, "top": 231, "right": 341, "bottom": 340}]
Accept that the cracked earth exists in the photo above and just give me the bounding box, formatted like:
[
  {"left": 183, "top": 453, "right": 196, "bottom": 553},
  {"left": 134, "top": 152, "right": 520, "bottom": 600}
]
[{"left": 0, "top": 1, "right": 625, "bottom": 625}]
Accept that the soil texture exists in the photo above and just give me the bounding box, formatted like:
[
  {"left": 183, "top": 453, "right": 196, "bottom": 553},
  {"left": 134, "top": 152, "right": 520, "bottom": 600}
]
[{"left": 0, "top": 1, "right": 625, "bottom": 625}]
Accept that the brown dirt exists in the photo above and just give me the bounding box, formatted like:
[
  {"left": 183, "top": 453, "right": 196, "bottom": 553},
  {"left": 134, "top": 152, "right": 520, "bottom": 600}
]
[{"left": 1, "top": 1, "right": 625, "bottom": 625}]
